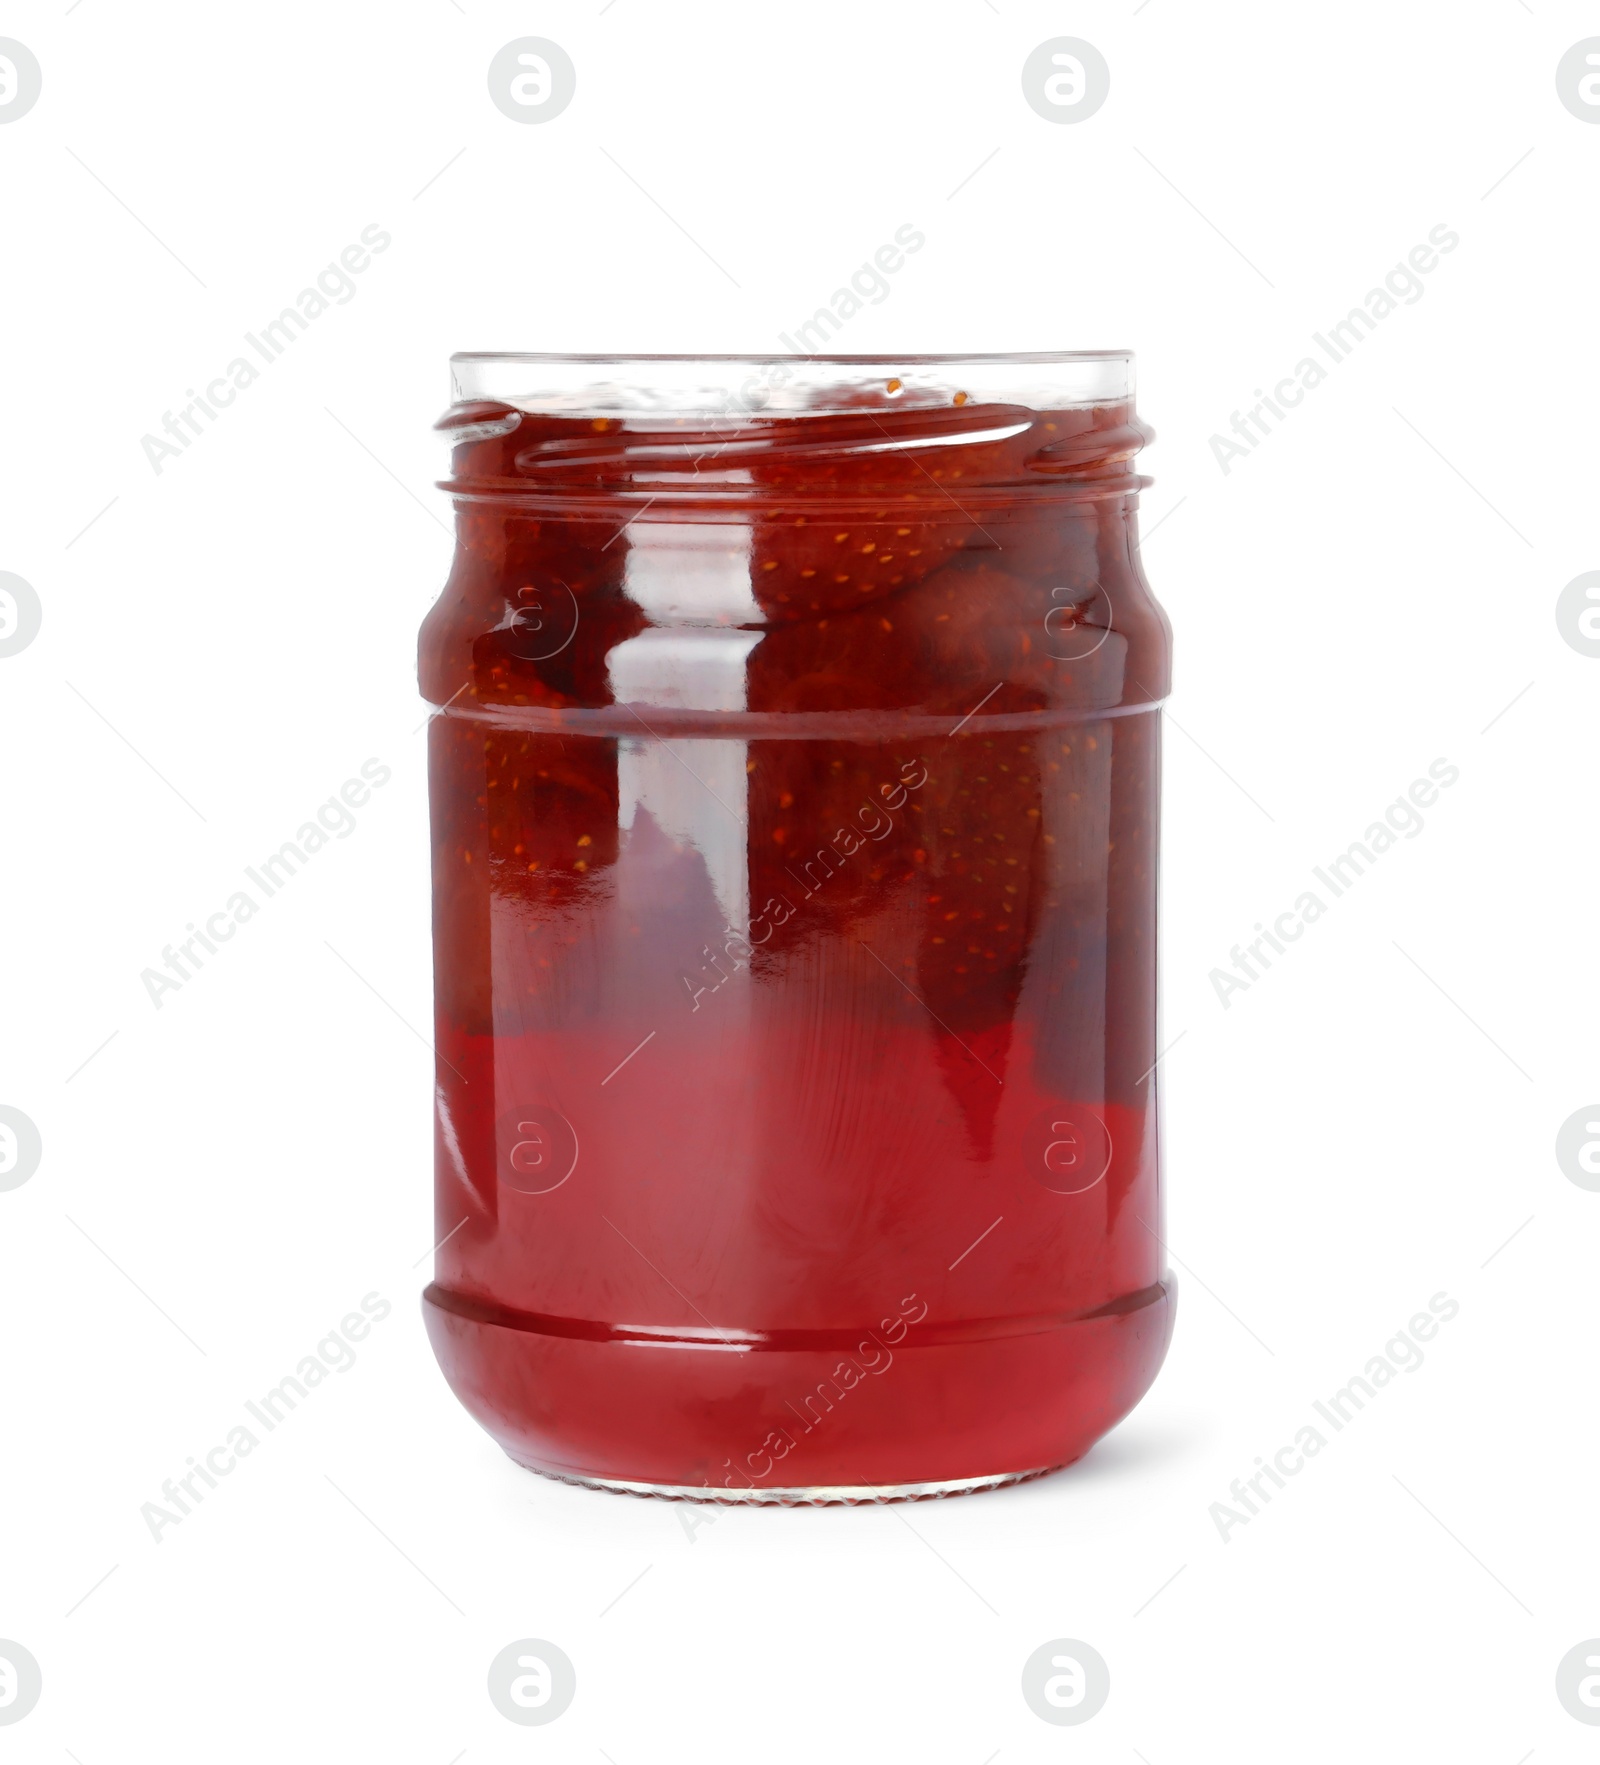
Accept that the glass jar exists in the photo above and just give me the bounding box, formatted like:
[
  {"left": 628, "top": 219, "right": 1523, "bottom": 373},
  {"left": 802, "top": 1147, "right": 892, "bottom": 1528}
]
[{"left": 419, "top": 352, "right": 1173, "bottom": 1501}]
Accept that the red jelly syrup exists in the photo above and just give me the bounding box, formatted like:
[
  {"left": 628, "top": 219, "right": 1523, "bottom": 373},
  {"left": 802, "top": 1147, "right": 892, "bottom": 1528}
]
[{"left": 419, "top": 353, "right": 1174, "bottom": 1499}]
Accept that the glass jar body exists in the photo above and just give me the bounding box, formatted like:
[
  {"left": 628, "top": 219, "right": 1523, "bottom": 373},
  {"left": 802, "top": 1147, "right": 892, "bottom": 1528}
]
[{"left": 419, "top": 356, "right": 1174, "bottom": 1499}]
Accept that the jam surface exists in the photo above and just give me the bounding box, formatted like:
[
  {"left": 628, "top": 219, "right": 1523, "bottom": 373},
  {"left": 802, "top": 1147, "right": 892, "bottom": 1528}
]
[{"left": 420, "top": 369, "right": 1173, "bottom": 1493}]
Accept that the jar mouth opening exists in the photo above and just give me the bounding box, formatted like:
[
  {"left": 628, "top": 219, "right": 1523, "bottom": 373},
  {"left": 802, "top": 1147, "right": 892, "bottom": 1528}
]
[{"left": 450, "top": 351, "right": 1134, "bottom": 416}]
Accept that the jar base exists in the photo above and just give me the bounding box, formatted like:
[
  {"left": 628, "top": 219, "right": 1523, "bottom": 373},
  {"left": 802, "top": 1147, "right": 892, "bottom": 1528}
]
[
  {"left": 508, "top": 1458, "right": 1066, "bottom": 1506},
  {"left": 424, "top": 1277, "right": 1174, "bottom": 1494}
]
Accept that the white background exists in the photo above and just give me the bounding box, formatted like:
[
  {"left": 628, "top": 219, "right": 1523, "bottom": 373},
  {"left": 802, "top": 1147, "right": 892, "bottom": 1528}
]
[{"left": 2, "top": 1, "right": 1597, "bottom": 1758}]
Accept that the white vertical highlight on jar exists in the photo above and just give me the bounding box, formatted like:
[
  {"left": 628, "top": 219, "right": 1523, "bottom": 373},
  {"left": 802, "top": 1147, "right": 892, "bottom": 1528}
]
[{"left": 609, "top": 520, "right": 762, "bottom": 937}]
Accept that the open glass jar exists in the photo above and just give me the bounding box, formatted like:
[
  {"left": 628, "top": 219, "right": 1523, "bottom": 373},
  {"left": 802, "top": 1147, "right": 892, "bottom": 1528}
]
[{"left": 419, "top": 352, "right": 1173, "bottom": 1501}]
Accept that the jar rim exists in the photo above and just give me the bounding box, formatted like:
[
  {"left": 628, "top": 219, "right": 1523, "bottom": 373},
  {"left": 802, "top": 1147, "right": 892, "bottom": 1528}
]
[{"left": 449, "top": 351, "right": 1134, "bottom": 415}]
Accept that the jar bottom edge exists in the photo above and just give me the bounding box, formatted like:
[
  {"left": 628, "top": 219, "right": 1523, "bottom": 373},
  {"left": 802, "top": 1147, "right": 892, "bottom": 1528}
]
[{"left": 508, "top": 1458, "right": 1068, "bottom": 1506}]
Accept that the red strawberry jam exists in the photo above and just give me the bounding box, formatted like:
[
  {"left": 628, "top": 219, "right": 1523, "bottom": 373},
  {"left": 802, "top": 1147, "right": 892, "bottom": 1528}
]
[{"left": 420, "top": 354, "right": 1173, "bottom": 1499}]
